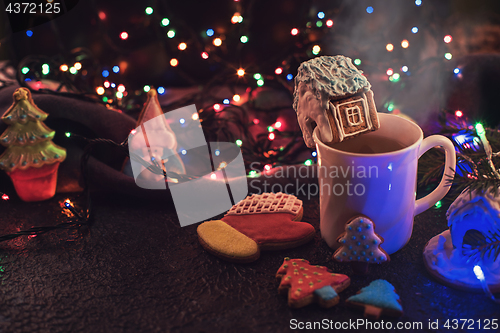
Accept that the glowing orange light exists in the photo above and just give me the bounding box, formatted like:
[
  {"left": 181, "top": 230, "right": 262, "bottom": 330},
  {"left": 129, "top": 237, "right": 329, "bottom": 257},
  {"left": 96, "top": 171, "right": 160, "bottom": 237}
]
[
  {"left": 74, "top": 62, "right": 82, "bottom": 70},
  {"left": 178, "top": 42, "right": 187, "bottom": 50},
  {"left": 264, "top": 164, "right": 272, "bottom": 171},
  {"left": 268, "top": 132, "right": 275, "bottom": 140},
  {"left": 326, "top": 20, "right": 333, "bottom": 27},
  {"left": 386, "top": 43, "right": 394, "bottom": 52},
  {"left": 274, "top": 121, "right": 282, "bottom": 129},
  {"left": 275, "top": 67, "right": 283, "bottom": 75},
  {"left": 117, "top": 84, "right": 125, "bottom": 93},
  {"left": 59, "top": 64, "right": 68, "bottom": 72},
  {"left": 170, "top": 58, "right": 178, "bottom": 67},
  {"left": 213, "top": 38, "right": 222, "bottom": 46},
  {"left": 233, "top": 94, "right": 241, "bottom": 102},
  {"left": 231, "top": 12, "right": 241, "bottom": 24},
  {"left": 444, "top": 35, "right": 452, "bottom": 43},
  {"left": 211, "top": 173, "right": 217, "bottom": 179},
  {"left": 237, "top": 68, "right": 245, "bottom": 77},
  {"left": 455, "top": 110, "right": 463, "bottom": 117},
  {"left": 201, "top": 52, "right": 209, "bottom": 59},
  {"left": 120, "top": 32, "right": 128, "bottom": 40},
  {"left": 386, "top": 68, "right": 394, "bottom": 76},
  {"left": 213, "top": 103, "right": 222, "bottom": 111},
  {"left": 401, "top": 39, "right": 409, "bottom": 48},
  {"left": 96, "top": 87, "right": 105, "bottom": 95},
  {"left": 291, "top": 28, "right": 299, "bottom": 36}
]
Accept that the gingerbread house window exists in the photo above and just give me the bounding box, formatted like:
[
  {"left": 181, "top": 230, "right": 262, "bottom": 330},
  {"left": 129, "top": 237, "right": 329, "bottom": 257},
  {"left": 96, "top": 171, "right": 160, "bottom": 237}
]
[{"left": 345, "top": 106, "right": 363, "bottom": 126}]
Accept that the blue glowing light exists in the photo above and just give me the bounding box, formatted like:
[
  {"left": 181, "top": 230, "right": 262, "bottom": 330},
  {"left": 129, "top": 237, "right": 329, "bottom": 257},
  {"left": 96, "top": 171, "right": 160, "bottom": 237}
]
[
  {"left": 181, "top": 149, "right": 187, "bottom": 155},
  {"left": 366, "top": 6, "right": 374, "bottom": 14},
  {"left": 415, "top": 0, "right": 422, "bottom": 6},
  {"left": 26, "top": 30, "right": 33, "bottom": 37},
  {"left": 286, "top": 74, "right": 293, "bottom": 81},
  {"left": 206, "top": 29, "right": 214, "bottom": 37},
  {"left": 402, "top": 66, "right": 409, "bottom": 72},
  {"left": 215, "top": 149, "right": 220, "bottom": 156},
  {"left": 111, "top": 83, "right": 116, "bottom": 88},
  {"left": 312, "top": 151, "right": 317, "bottom": 157},
  {"left": 179, "top": 118, "right": 185, "bottom": 124},
  {"left": 411, "top": 27, "right": 418, "bottom": 34},
  {"left": 112, "top": 66, "right": 120, "bottom": 73},
  {"left": 223, "top": 98, "right": 230, "bottom": 104},
  {"left": 317, "top": 11, "right": 325, "bottom": 19},
  {"left": 157, "top": 86, "right": 165, "bottom": 94},
  {"left": 102, "top": 70, "right": 109, "bottom": 77},
  {"left": 454, "top": 67, "right": 460, "bottom": 74}
]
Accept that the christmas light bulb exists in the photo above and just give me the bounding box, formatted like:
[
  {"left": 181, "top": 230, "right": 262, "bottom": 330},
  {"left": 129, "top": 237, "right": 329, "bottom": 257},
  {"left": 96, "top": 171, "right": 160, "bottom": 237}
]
[
  {"left": 213, "top": 38, "right": 222, "bottom": 46},
  {"left": 291, "top": 28, "right": 299, "bottom": 36},
  {"left": 201, "top": 52, "right": 209, "bottom": 59},
  {"left": 386, "top": 43, "right": 394, "bottom": 52},
  {"left": 326, "top": 20, "right": 333, "bottom": 27},
  {"left": 161, "top": 18, "right": 170, "bottom": 27},
  {"left": 60, "top": 64, "right": 68, "bottom": 72},
  {"left": 275, "top": 67, "right": 283, "bottom": 75},
  {"left": 237, "top": 68, "right": 245, "bottom": 77},
  {"left": 170, "top": 58, "right": 179, "bottom": 67},
  {"left": 178, "top": 43, "right": 187, "bottom": 50},
  {"left": 120, "top": 32, "right": 128, "bottom": 40}
]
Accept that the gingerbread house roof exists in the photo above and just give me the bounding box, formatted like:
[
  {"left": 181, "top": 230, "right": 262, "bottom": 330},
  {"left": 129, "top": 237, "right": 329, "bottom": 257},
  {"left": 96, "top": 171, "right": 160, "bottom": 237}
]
[{"left": 296, "top": 55, "right": 370, "bottom": 100}]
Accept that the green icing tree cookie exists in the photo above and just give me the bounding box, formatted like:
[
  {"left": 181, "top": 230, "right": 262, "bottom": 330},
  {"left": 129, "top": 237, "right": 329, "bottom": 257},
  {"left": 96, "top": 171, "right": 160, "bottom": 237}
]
[{"left": 0, "top": 88, "right": 66, "bottom": 201}]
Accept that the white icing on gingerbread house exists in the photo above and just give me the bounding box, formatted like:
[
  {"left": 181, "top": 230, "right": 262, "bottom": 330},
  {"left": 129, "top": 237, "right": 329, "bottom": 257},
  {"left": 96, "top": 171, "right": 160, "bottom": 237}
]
[{"left": 225, "top": 192, "right": 302, "bottom": 216}]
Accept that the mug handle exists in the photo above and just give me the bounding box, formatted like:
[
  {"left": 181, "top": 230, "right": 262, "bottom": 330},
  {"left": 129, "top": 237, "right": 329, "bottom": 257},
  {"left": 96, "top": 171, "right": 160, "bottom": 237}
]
[{"left": 414, "top": 135, "right": 456, "bottom": 216}]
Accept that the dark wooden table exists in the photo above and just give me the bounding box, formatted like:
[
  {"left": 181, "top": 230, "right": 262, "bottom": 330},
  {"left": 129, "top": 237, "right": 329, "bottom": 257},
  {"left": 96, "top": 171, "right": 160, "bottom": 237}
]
[{"left": 0, "top": 187, "right": 498, "bottom": 333}]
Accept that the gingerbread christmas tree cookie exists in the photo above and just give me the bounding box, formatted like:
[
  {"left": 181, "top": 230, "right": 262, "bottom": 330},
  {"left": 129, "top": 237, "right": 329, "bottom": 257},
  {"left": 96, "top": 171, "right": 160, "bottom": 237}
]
[
  {"left": 346, "top": 279, "right": 403, "bottom": 319},
  {"left": 333, "top": 216, "right": 389, "bottom": 274},
  {"left": 0, "top": 88, "right": 66, "bottom": 201},
  {"left": 197, "top": 193, "right": 315, "bottom": 263},
  {"left": 276, "top": 258, "right": 351, "bottom": 308}
]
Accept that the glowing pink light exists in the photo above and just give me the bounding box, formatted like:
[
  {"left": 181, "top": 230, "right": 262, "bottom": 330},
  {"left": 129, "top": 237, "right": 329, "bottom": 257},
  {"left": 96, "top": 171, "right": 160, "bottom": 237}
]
[
  {"left": 213, "top": 103, "right": 221, "bottom": 111},
  {"left": 1, "top": 194, "right": 9, "bottom": 200},
  {"left": 120, "top": 32, "right": 128, "bottom": 40},
  {"left": 455, "top": 110, "right": 463, "bottom": 117},
  {"left": 275, "top": 67, "right": 283, "bottom": 75},
  {"left": 264, "top": 164, "right": 271, "bottom": 171},
  {"left": 268, "top": 132, "right": 275, "bottom": 140},
  {"left": 274, "top": 121, "right": 282, "bottom": 129},
  {"left": 253, "top": 118, "right": 260, "bottom": 125}
]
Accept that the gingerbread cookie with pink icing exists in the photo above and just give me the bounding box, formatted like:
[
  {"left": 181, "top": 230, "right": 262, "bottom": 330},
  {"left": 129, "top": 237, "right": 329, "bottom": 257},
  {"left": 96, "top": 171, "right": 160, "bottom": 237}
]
[
  {"left": 197, "top": 193, "right": 315, "bottom": 263},
  {"left": 276, "top": 258, "right": 350, "bottom": 308},
  {"left": 333, "top": 216, "right": 390, "bottom": 274}
]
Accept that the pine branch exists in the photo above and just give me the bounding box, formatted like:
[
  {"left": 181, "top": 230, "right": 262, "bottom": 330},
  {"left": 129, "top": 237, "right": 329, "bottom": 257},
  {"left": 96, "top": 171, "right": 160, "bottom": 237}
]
[{"left": 462, "top": 230, "right": 500, "bottom": 263}]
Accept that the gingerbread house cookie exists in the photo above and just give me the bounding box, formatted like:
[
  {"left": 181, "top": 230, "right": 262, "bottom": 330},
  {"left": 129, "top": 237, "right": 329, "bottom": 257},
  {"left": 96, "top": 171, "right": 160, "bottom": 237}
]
[{"left": 293, "top": 55, "right": 379, "bottom": 148}]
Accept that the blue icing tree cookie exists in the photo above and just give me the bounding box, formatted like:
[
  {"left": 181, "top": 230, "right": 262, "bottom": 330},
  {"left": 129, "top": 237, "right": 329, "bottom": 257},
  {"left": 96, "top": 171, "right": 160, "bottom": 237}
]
[
  {"left": 313, "top": 285, "right": 338, "bottom": 301},
  {"left": 346, "top": 279, "right": 403, "bottom": 319}
]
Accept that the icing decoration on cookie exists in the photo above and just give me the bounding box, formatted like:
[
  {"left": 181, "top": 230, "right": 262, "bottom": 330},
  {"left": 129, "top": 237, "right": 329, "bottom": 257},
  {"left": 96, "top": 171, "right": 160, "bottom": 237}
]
[
  {"left": 346, "top": 279, "right": 403, "bottom": 319},
  {"left": 334, "top": 216, "right": 389, "bottom": 263},
  {"left": 293, "top": 55, "right": 380, "bottom": 148},
  {"left": 276, "top": 258, "right": 350, "bottom": 308},
  {"left": 197, "top": 193, "right": 315, "bottom": 263},
  {"left": 226, "top": 192, "right": 302, "bottom": 216}
]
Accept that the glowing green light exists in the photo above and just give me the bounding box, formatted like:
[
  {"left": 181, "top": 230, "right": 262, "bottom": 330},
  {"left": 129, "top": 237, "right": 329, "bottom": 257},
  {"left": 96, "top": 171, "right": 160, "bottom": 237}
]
[
  {"left": 161, "top": 18, "right": 170, "bottom": 26},
  {"left": 253, "top": 73, "right": 262, "bottom": 80},
  {"left": 240, "top": 35, "right": 248, "bottom": 43},
  {"left": 268, "top": 126, "right": 275, "bottom": 132},
  {"left": 475, "top": 123, "right": 485, "bottom": 136},
  {"left": 387, "top": 103, "right": 395, "bottom": 112},
  {"left": 143, "top": 85, "right": 151, "bottom": 92},
  {"left": 304, "top": 159, "right": 313, "bottom": 166},
  {"left": 248, "top": 170, "right": 258, "bottom": 178},
  {"left": 69, "top": 67, "right": 77, "bottom": 74},
  {"left": 257, "top": 79, "right": 264, "bottom": 87},
  {"left": 21, "top": 67, "right": 29, "bottom": 74},
  {"left": 354, "top": 59, "right": 361, "bottom": 66},
  {"left": 42, "top": 64, "right": 50, "bottom": 75},
  {"left": 444, "top": 53, "right": 452, "bottom": 60},
  {"left": 102, "top": 96, "right": 108, "bottom": 102},
  {"left": 167, "top": 30, "right": 176, "bottom": 38},
  {"left": 392, "top": 73, "right": 400, "bottom": 82},
  {"left": 435, "top": 201, "right": 442, "bottom": 209},
  {"left": 236, "top": 139, "right": 243, "bottom": 146},
  {"left": 316, "top": 21, "right": 323, "bottom": 28},
  {"left": 65, "top": 132, "right": 71, "bottom": 138},
  {"left": 145, "top": 7, "right": 153, "bottom": 15}
]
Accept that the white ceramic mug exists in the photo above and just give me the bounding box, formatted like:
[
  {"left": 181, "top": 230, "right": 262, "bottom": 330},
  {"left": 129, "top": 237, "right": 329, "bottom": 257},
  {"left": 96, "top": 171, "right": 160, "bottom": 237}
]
[{"left": 313, "top": 113, "right": 456, "bottom": 254}]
